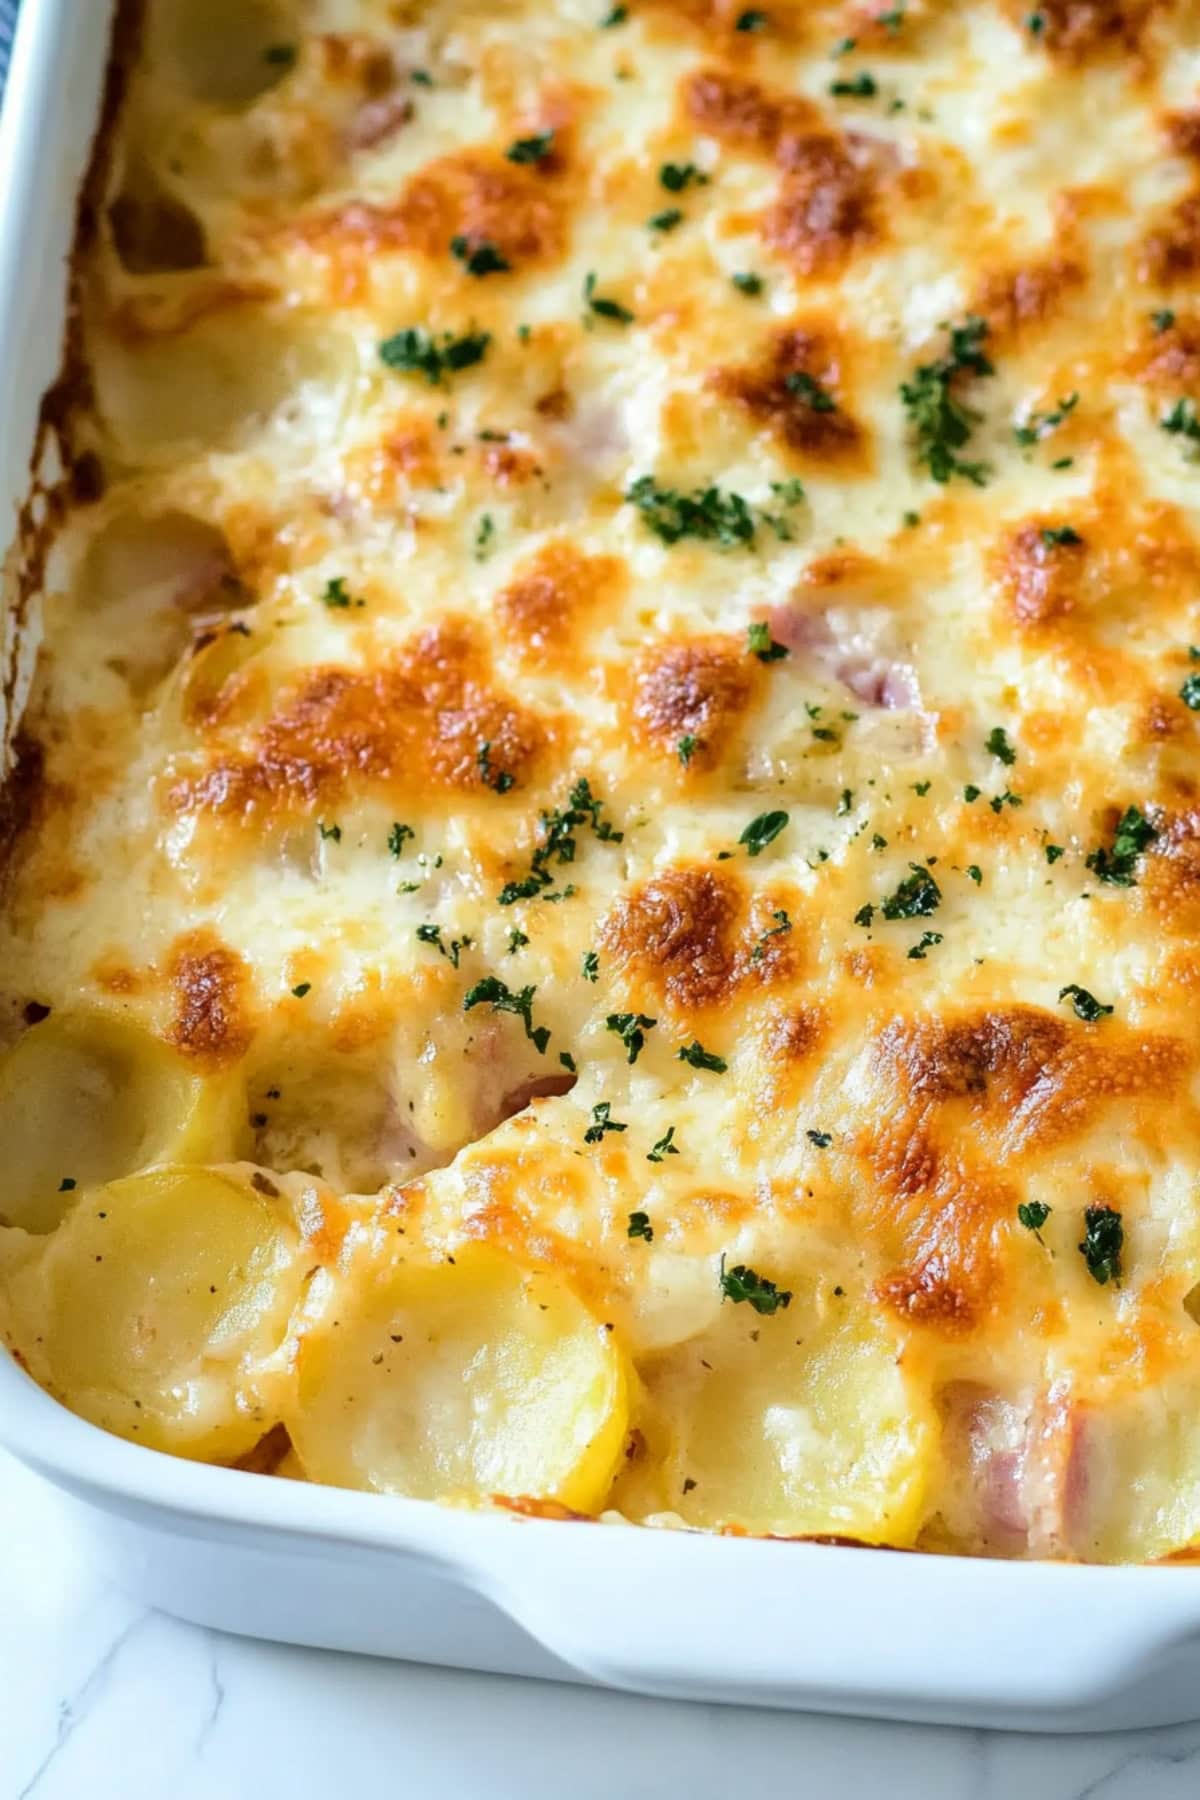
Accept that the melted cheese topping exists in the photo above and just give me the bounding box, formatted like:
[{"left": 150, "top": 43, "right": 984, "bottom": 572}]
[{"left": 6, "top": 0, "right": 1200, "bottom": 1558}]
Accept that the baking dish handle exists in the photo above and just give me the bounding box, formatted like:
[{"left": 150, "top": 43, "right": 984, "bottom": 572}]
[{"left": 461, "top": 1522, "right": 1200, "bottom": 1726}]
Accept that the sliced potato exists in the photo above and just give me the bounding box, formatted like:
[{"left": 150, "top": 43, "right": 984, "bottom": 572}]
[
  {"left": 288, "top": 1246, "right": 628, "bottom": 1511},
  {"left": 633, "top": 1283, "right": 933, "bottom": 1542},
  {"left": 1066, "top": 1375, "right": 1200, "bottom": 1563},
  {"left": 17, "top": 1166, "right": 300, "bottom": 1459},
  {"left": 0, "top": 1013, "right": 241, "bottom": 1235}
]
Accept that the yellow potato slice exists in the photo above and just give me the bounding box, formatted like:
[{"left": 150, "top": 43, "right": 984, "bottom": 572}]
[
  {"left": 636, "top": 1282, "right": 933, "bottom": 1543},
  {"left": 0, "top": 1013, "right": 240, "bottom": 1235},
  {"left": 288, "top": 1247, "right": 628, "bottom": 1511},
  {"left": 18, "top": 1167, "right": 300, "bottom": 1459},
  {"left": 1067, "top": 1375, "right": 1200, "bottom": 1564}
]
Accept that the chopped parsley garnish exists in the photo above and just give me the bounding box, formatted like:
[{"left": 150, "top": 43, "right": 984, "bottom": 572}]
[
  {"left": 1058, "top": 983, "right": 1113, "bottom": 1022},
  {"left": 1079, "top": 1205, "right": 1123, "bottom": 1286},
  {"left": 318, "top": 820, "right": 341, "bottom": 842},
  {"left": 626, "top": 474, "right": 755, "bottom": 547},
  {"left": 719, "top": 1255, "right": 792, "bottom": 1315},
  {"left": 606, "top": 1011, "right": 657, "bottom": 1064},
  {"left": 410, "top": 68, "right": 433, "bottom": 85},
  {"left": 450, "top": 235, "right": 510, "bottom": 276},
  {"left": 321, "top": 576, "right": 365, "bottom": 609},
  {"left": 291, "top": 982, "right": 312, "bottom": 998},
  {"left": 58, "top": 1177, "right": 77, "bottom": 1192},
  {"left": 1153, "top": 308, "right": 1176, "bottom": 334},
  {"left": 476, "top": 739, "right": 515, "bottom": 793},
  {"left": 582, "top": 950, "right": 600, "bottom": 981},
  {"left": 784, "top": 370, "right": 837, "bottom": 413},
  {"left": 739, "top": 810, "right": 789, "bottom": 856},
  {"left": 912, "top": 780, "right": 931, "bottom": 796},
  {"left": 854, "top": 903, "right": 875, "bottom": 927},
  {"left": 388, "top": 821, "right": 415, "bottom": 857},
  {"left": 986, "top": 726, "right": 1016, "bottom": 765},
  {"left": 263, "top": 44, "right": 296, "bottom": 67},
  {"left": 881, "top": 863, "right": 942, "bottom": 920},
  {"left": 660, "top": 161, "right": 705, "bottom": 192},
  {"left": 1045, "top": 844, "right": 1064, "bottom": 863},
  {"left": 498, "top": 776, "right": 623, "bottom": 904},
  {"left": 628, "top": 1210, "right": 654, "bottom": 1241},
  {"left": 1018, "top": 1199, "right": 1051, "bottom": 1238},
  {"left": 463, "top": 976, "right": 551, "bottom": 1053},
  {"left": 677, "top": 733, "right": 699, "bottom": 766},
  {"left": 751, "top": 909, "right": 792, "bottom": 962},
  {"left": 584, "top": 271, "right": 634, "bottom": 324},
  {"left": 907, "top": 929, "right": 944, "bottom": 960},
  {"left": 508, "top": 929, "right": 529, "bottom": 953},
  {"left": 677, "top": 1039, "right": 728, "bottom": 1073},
  {"left": 830, "top": 72, "right": 877, "bottom": 97},
  {"left": 963, "top": 784, "right": 981, "bottom": 803},
  {"left": 506, "top": 130, "right": 555, "bottom": 164},
  {"left": 648, "top": 207, "right": 684, "bottom": 232},
  {"left": 872, "top": 833, "right": 888, "bottom": 850},
  {"left": 900, "top": 315, "right": 993, "bottom": 486},
  {"left": 806, "top": 1129, "right": 832, "bottom": 1148},
  {"left": 1161, "top": 397, "right": 1200, "bottom": 463},
  {"left": 559, "top": 1051, "right": 577, "bottom": 1073},
  {"left": 379, "top": 327, "right": 490, "bottom": 384},
  {"left": 474, "top": 514, "right": 495, "bottom": 560},
  {"left": 1181, "top": 671, "right": 1200, "bottom": 710},
  {"left": 1085, "top": 805, "right": 1157, "bottom": 887},
  {"left": 736, "top": 8, "right": 768, "bottom": 27},
  {"left": 584, "top": 1101, "right": 627, "bottom": 1144},
  {"left": 1014, "top": 392, "right": 1078, "bottom": 446},
  {"left": 1040, "top": 525, "right": 1082, "bottom": 548},
  {"left": 966, "top": 864, "right": 982, "bottom": 884},
  {"left": 989, "top": 790, "right": 1022, "bottom": 814},
  {"left": 732, "top": 271, "right": 763, "bottom": 296},
  {"left": 747, "top": 621, "right": 788, "bottom": 662},
  {"left": 600, "top": 3, "right": 628, "bottom": 23},
  {"left": 647, "top": 1125, "right": 680, "bottom": 1163},
  {"left": 1027, "top": 10, "right": 1046, "bottom": 32},
  {"left": 416, "top": 923, "right": 473, "bottom": 969}
]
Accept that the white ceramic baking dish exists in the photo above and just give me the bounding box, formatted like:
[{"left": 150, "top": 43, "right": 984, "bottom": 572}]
[{"left": 5, "top": 0, "right": 1200, "bottom": 1733}]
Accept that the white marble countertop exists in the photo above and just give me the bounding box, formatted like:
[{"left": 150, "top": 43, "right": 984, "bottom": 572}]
[{"left": 2, "top": 1449, "right": 1199, "bottom": 1800}]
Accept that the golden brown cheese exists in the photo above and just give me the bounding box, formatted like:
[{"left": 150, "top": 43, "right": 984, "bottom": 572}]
[{"left": 8, "top": 0, "right": 1200, "bottom": 1559}]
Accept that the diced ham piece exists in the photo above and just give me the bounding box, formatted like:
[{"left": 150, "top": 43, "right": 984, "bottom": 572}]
[
  {"left": 768, "top": 601, "right": 922, "bottom": 710},
  {"left": 344, "top": 92, "right": 414, "bottom": 152}
]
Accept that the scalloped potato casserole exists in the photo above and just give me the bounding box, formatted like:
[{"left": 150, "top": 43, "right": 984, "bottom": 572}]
[{"left": 7, "top": 0, "right": 1200, "bottom": 1560}]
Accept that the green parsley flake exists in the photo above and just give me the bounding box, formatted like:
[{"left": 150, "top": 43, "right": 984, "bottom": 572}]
[
  {"left": 986, "top": 726, "right": 1016, "bottom": 765},
  {"left": 785, "top": 370, "right": 837, "bottom": 412},
  {"left": 719, "top": 1255, "right": 792, "bottom": 1315},
  {"left": 747, "top": 620, "right": 788, "bottom": 662},
  {"left": 1041, "top": 525, "right": 1082, "bottom": 548},
  {"left": 806, "top": 1129, "right": 832, "bottom": 1148},
  {"left": 292, "top": 983, "right": 312, "bottom": 998},
  {"left": 1181, "top": 672, "right": 1200, "bottom": 710},
  {"left": 1058, "top": 983, "right": 1113, "bottom": 1022},
  {"left": 648, "top": 207, "right": 684, "bottom": 232},
  {"left": 606, "top": 1011, "right": 657, "bottom": 1064},
  {"left": 900, "top": 316, "right": 993, "bottom": 486},
  {"left": 881, "top": 863, "right": 942, "bottom": 920},
  {"left": 677, "top": 733, "right": 699, "bottom": 766},
  {"left": 463, "top": 976, "right": 550, "bottom": 1053},
  {"left": 1079, "top": 1205, "right": 1123, "bottom": 1286},
  {"left": 379, "top": 327, "right": 490, "bottom": 385},
  {"left": 581, "top": 950, "right": 600, "bottom": 981},
  {"left": 647, "top": 1125, "right": 680, "bottom": 1163},
  {"left": 318, "top": 820, "right": 341, "bottom": 842},
  {"left": 388, "top": 822, "right": 415, "bottom": 857},
  {"left": 584, "top": 1101, "right": 627, "bottom": 1144},
  {"left": 506, "top": 130, "right": 554, "bottom": 164},
  {"left": 660, "top": 161, "right": 705, "bottom": 192},
  {"left": 584, "top": 271, "right": 634, "bottom": 324},
  {"left": 628, "top": 1210, "right": 654, "bottom": 1241},
  {"left": 907, "top": 929, "right": 944, "bottom": 960},
  {"left": 1085, "top": 805, "right": 1156, "bottom": 887},
  {"left": 321, "top": 576, "right": 365, "bottom": 610},
  {"left": 626, "top": 474, "right": 755, "bottom": 547},
  {"left": 739, "top": 810, "right": 789, "bottom": 856},
  {"left": 450, "top": 235, "right": 510, "bottom": 276},
  {"left": 732, "top": 271, "right": 764, "bottom": 296},
  {"left": 677, "top": 1039, "right": 728, "bottom": 1073},
  {"left": 1018, "top": 1200, "right": 1051, "bottom": 1238},
  {"left": 830, "top": 72, "right": 877, "bottom": 97}
]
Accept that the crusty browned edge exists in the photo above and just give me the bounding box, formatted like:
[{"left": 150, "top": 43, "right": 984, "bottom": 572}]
[{"left": 0, "top": 0, "right": 146, "bottom": 885}]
